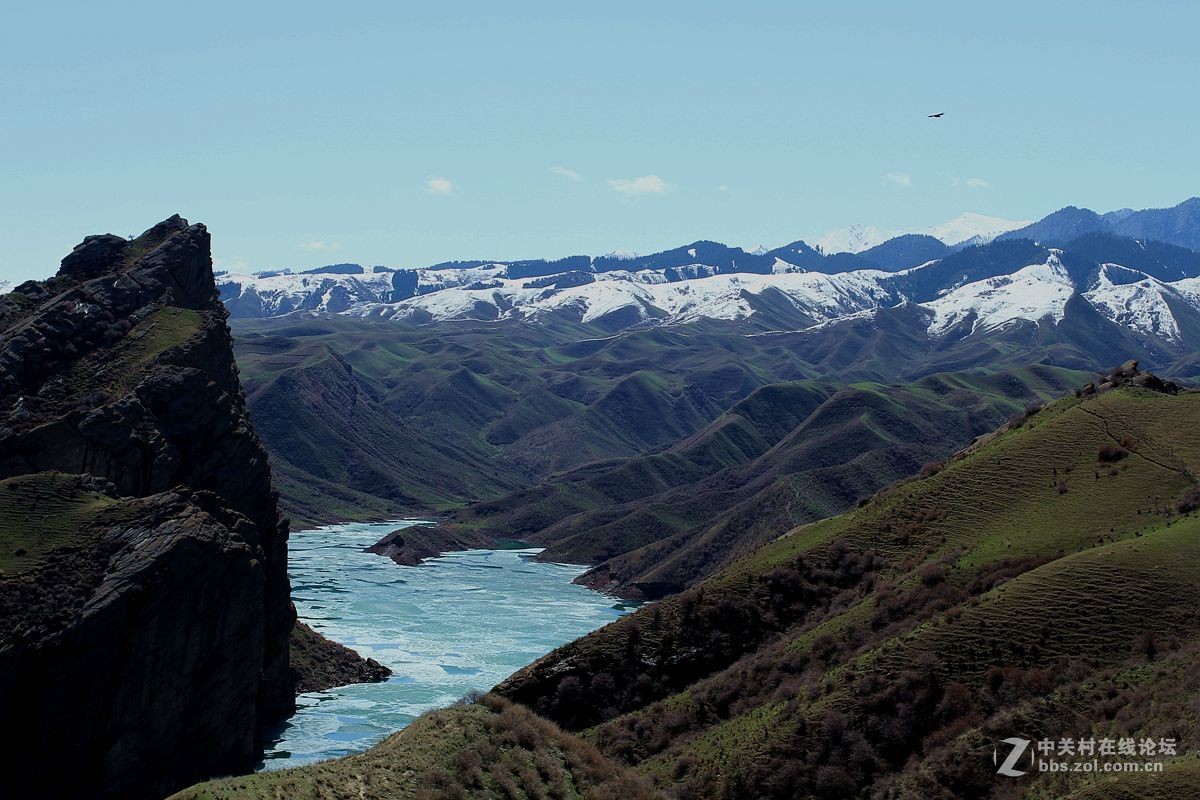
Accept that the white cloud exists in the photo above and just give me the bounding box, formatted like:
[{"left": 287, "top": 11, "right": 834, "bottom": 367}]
[
  {"left": 426, "top": 176, "right": 455, "bottom": 196},
  {"left": 718, "top": 184, "right": 730, "bottom": 192},
  {"left": 607, "top": 174, "right": 671, "bottom": 196},
  {"left": 550, "top": 165, "right": 581, "bottom": 181},
  {"left": 966, "top": 177, "right": 991, "bottom": 188},
  {"left": 300, "top": 239, "right": 341, "bottom": 253},
  {"left": 884, "top": 172, "right": 913, "bottom": 188}
]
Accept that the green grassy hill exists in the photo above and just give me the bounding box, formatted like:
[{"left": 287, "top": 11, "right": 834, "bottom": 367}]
[
  {"left": 452, "top": 366, "right": 1087, "bottom": 596},
  {"left": 495, "top": 377, "right": 1200, "bottom": 798},
  {"left": 231, "top": 309, "right": 1186, "bottom": 529},
  {"left": 231, "top": 315, "right": 819, "bottom": 527}
]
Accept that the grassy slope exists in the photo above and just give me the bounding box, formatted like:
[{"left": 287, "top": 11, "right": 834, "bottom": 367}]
[
  {"left": 493, "top": 385, "right": 1200, "bottom": 798},
  {"left": 0, "top": 472, "right": 116, "bottom": 574},
  {"left": 454, "top": 365, "right": 1086, "bottom": 595},
  {"left": 573, "top": 366, "right": 1088, "bottom": 594},
  {"left": 1057, "top": 758, "right": 1200, "bottom": 800},
  {"left": 232, "top": 316, "right": 815, "bottom": 527},
  {"left": 170, "top": 695, "right": 665, "bottom": 800}
]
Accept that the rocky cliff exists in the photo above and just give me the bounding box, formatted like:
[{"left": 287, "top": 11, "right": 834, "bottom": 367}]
[{"left": 0, "top": 217, "right": 293, "bottom": 798}]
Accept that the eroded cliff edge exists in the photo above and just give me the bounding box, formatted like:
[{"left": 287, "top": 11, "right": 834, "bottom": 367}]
[{"left": 0, "top": 217, "right": 371, "bottom": 798}]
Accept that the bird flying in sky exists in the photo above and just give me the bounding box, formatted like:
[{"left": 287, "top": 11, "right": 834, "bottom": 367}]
[{"left": 928, "top": 112, "right": 944, "bottom": 118}]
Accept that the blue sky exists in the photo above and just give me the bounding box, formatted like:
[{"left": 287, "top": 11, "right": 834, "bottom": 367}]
[{"left": 2, "top": 1, "right": 1197, "bottom": 282}]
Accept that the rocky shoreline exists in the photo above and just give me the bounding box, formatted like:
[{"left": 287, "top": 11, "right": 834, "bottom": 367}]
[
  {"left": 364, "top": 523, "right": 497, "bottom": 566},
  {"left": 289, "top": 621, "right": 391, "bottom": 694}
]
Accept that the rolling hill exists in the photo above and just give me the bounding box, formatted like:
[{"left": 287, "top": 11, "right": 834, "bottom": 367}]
[
  {"left": 232, "top": 315, "right": 829, "bottom": 527},
  {"left": 446, "top": 366, "right": 1087, "bottom": 598},
  {"left": 494, "top": 366, "right": 1200, "bottom": 798},
  {"left": 177, "top": 367, "right": 1200, "bottom": 799}
]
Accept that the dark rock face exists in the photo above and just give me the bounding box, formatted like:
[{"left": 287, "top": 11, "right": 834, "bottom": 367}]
[
  {"left": 0, "top": 217, "right": 293, "bottom": 798},
  {"left": 0, "top": 490, "right": 270, "bottom": 798}
]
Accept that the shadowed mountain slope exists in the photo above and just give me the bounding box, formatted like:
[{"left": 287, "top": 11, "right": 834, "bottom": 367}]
[{"left": 445, "top": 366, "right": 1086, "bottom": 597}]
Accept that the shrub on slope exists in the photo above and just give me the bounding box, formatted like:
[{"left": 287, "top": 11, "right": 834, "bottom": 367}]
[{"left": 171, "top": 694, "right": 665, "bottom": 800}]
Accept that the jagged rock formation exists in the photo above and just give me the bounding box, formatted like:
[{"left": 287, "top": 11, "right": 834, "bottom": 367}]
[{"left": 0, "top": 217, "right": 293, "bottom": 798}]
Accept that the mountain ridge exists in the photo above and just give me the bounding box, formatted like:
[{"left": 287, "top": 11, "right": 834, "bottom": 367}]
[
  {"left": 214, "top": 198, "right": 1200, "bottom": 326},
  {"left": 213, "top": 201, "right": 1200, "bottom": 368}
]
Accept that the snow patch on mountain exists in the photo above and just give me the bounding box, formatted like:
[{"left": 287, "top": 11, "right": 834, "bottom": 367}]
[
  {"left": 216, "top": 270, "right": 397, "bottom": 316},
  {"left": 923, "top": 255, "right": 1073, "bottom": 336},
  {"left": 772, "top": 257, "right": 805, "bottom": 274},
  {"left": 353, "top": 269, "right": 896, "bottom": 327},
  {"left": 927, "top": 213, "right": 1032, "bottom": 248},
  {"left": 812, "top": 225, "right": 897, "bottom": 255},
  {"left": 1083, "top": 264, "right": 1200, "bottom": 341},
  {"left": 416, "top": 264, "right": 507, "bottom": 292}
]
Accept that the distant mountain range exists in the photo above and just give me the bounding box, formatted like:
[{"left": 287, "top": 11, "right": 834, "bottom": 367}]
[
  {"left": 215, "top": 199, "right": 1200, "bottom": 366},
  {"left": 998, "top": 196, "right": 1200, "bottom": 248}
]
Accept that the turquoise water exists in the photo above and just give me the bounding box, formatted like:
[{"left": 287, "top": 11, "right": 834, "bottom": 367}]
[{"left": 259, "top": 520, "right": 634, "bottom": 769}]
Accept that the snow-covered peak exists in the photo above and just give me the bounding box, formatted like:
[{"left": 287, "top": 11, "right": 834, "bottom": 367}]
[
  {"left": 602, "top": 248, "right": 640, "bottom": 260},
  {"left": 925, "top": 213, "right": 1031, "bottom": 247},
  {"left": 922, "top": 255, "right": 1074, "bottom": 336},
  {"left": 812, "top": 224, "right": 898, "bottom": 255},
  {"left": 811, "top": 213, "right": 1030, "bottom": 254},
  {"left": 216, "top": 269, "right": 399, "bottom": 317}
]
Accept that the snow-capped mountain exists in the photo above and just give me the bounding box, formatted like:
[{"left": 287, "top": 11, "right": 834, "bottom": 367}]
[
  {"left": 218, "top": 242, "right": 1200, "bottom": 358},
  {"left": 353, "top": 268, "right": 898, "bottom": 327},
  {"left": 214, "top": 199, "right": 1200, "bottom": 354},
  {"left": 812, "top": 224, "right": 898, "bottom": 255},
  {"left": 216, "top": 268, "right": 399, "bottom": 316},
  {"left": 921, "top": 254, "right": 1074, "bottom": 336},
  {"left": 1083, "top": 264, "right": 1200, "bottom": 342},
  {"left": 812, "top": 213, "right": 1030, "bottom": 254},
  {"left": 926, "top": 212, "right": 1033, "bottom": 248}
]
